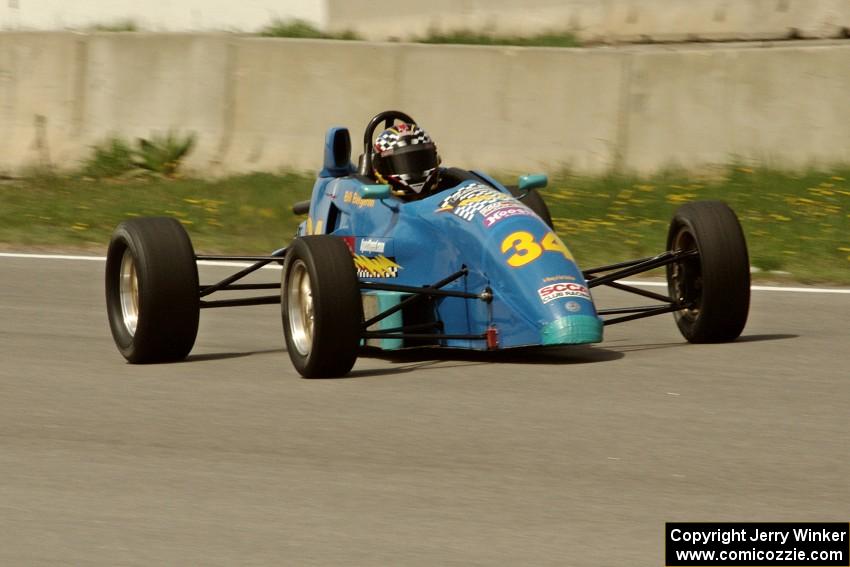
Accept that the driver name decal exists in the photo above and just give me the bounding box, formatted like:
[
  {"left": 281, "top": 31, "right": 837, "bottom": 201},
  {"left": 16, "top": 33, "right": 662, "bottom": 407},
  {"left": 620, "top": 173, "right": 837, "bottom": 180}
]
[
  {"left": 344, "top": 191, "right": 376, "bottom": 208},
  {"left": 436, "top": 184, "right": 531, "bottom": 226},
  {"left": 538, "top": 283, "right": 591, "bottom": 304}
]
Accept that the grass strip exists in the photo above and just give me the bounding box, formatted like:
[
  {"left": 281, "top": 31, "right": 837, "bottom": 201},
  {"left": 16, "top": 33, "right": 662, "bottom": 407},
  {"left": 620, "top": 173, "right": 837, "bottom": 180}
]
[{"left": 2, "top": 166, "right": 848, "bottom": 283}]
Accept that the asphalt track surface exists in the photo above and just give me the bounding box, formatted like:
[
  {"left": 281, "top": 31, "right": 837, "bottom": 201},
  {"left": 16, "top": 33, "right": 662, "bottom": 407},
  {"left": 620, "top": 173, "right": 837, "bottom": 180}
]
[{"left": 1, "top": 254, "right": 848, "bottom": 566}]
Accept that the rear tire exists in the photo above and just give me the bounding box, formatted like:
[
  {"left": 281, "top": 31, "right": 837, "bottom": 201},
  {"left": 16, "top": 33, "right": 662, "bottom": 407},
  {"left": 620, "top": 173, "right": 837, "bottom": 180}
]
[
  {"left": 507, "top": 186, "right": 554, "bottom": 229},
  {"left": 105, "top": 217, "right": 200, "bottom": 362},
  {"left": 282, "top": 236, "right": 363, "bottom": 378},
  {"left": 666, "top": 201, "right": 750, "bottom": 343}
]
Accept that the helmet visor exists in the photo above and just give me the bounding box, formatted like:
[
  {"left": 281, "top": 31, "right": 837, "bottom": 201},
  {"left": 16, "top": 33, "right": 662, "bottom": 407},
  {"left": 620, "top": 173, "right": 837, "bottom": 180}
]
[{"left": 378, "top": 143, "right": 439, "bottom": 179}]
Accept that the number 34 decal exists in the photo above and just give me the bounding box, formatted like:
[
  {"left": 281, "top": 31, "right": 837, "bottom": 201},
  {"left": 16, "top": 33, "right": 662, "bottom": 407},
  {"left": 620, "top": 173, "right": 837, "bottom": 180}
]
[{"left": 500, "top": 231, "right": 575, "bottom": 267}]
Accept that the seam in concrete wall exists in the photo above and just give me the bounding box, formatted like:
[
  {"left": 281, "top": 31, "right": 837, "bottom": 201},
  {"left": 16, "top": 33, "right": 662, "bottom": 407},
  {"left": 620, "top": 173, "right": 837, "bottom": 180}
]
[
  {"left": 71, "top": 37, "right": 87, "bottom": 138},
  {"left": 614, "top": 51, "right": 633, "bottom": 171},
  {"left": 211, "top": 39, "right": 237, "bottom": 171}
]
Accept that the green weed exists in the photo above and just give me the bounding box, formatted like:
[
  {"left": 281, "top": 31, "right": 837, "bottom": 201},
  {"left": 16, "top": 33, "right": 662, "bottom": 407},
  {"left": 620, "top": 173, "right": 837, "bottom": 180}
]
[
  {"left": 416, "top": 29, "right": 580, "bottom": 48},
  {"left": 89, "top": 20, "right": 139, "bottom": 32},
  {"left": 81, "top": 138, "right": 135, "bottom": 179},
  {"left": 81, "top": 132, "right": 196, "bottom": 179},
  {"left": 259, "top": 19, "right": 359, "bottom": 40},
  {"left": 133, "top": 131, "right": 196, "bottom": 177}
]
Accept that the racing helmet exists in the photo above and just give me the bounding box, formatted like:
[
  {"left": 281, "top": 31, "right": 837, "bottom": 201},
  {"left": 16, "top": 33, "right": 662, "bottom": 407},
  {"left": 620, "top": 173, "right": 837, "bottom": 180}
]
[{"left": 372, "top": 123, "right": 441, "bottom": 196}]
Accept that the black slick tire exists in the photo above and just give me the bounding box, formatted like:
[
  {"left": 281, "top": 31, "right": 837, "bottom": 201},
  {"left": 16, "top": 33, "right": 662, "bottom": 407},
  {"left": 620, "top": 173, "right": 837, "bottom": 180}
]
[
  {"left": 282, "top": 236, "right": 363, "bottom": 378},
  {"left": 666, "top": 201, "right": 750, "bottom": 343},
  {"left": 105, "top": 217, "right": 200, "bottom": 362},
  {"left": 507, "top": 186, "right": 554, "bottom": 229}
]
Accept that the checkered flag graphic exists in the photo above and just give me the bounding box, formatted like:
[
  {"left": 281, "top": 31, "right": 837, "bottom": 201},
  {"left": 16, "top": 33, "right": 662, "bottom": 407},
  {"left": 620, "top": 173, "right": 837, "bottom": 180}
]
[{"left": 374, "top": 124, "right": 432, "bottom": 153}]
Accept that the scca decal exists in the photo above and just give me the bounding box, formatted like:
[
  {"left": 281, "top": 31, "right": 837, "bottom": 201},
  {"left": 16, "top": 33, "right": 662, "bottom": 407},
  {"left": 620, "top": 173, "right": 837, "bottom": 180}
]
[
  {"left": 353, "top": 255, "right": 401, "bottom": 278},
  {"left": 538, "top": 283, "right": 590, "bottom": 304}
]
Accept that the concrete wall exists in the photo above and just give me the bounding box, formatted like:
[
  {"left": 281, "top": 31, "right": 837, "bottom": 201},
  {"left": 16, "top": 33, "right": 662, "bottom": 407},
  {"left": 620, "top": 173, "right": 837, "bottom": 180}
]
[
  {"left": 1, "top": 33, "right": 848, "bottom": 177},
  {"left": 327, "top": 0, "right": 850, "bottom": 43},
  {"left": 0, "top": 0, "right": 324, "bottom": 31}
]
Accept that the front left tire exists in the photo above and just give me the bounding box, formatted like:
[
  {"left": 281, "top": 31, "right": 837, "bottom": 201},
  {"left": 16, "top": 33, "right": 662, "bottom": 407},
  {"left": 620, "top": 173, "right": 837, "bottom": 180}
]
[
  {"left": 105, "top": 217, "right": 200, "bottom": 363},
  {"left": 282, "top": 236, "right": 363, "bottom": 378},
  {"left": 666, "top": 201, "right": 750, "bottom": 343}
]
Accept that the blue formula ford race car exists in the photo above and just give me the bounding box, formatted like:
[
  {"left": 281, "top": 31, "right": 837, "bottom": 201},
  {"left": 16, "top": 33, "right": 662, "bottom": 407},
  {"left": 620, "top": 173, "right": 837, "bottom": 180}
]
[{"left": 105, "top": 110, "right": 751, "bottom": 377}]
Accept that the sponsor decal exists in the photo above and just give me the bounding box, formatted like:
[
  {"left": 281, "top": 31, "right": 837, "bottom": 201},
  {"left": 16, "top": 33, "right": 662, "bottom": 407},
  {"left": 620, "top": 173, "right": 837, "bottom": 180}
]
[
  {"left": 482, "top": 203, "right": 534, "bottom": 227},
  {"left": 344, "top": 191, "right": 376, "bottom": 208},
  {"left": 565, "top": 301, "right": 581, "bottom": 313},
  {"left": 359, "top": 238, "right": 386, "bottom": 255},
  {"left": 436, "top": 183, "right": 531, "bottom": 224},
  {"left": 538, "top": 282, "right": 591, "bottom": 304},
  {"left": 542, "top": 275, "right": 576, "bottom": 283},
  {"left": 353, "top": 255, "right": 401, "bottom": 278},
  {"left": 341, "top": 236, "right": 356, "bottom": 253}
]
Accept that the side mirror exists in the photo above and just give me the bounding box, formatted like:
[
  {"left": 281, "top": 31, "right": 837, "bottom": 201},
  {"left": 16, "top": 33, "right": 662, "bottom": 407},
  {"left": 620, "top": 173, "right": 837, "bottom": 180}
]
[
  {"left": 359, "top": 184, "right": 391, "bottom": 200},
  {"left": 518, "top": 173, "right": 548, "bottom": 192}
]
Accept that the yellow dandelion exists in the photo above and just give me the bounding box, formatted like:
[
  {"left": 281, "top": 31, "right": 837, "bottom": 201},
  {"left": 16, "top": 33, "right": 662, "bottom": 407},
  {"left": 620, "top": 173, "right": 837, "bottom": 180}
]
[
  {"left": 183, "top": 198, "right": 202, "bottom": 204},
  {"left": 737, "top": 167, "right": 754, "bottom": 174},
  {"left": 179, "top": 219, "right": 194, "bottom": 226},
  {"left": 831, "top": 176, "right": 845, "bottom": 181},
  {"left": 666, "top": 193, "right": 697, "bottom": 204},
  {"left": 769, "top": 213, "right": 792, "bottom": 221},
  {"left": 838, "top": 247, "right": 850, "bottom": 253}
]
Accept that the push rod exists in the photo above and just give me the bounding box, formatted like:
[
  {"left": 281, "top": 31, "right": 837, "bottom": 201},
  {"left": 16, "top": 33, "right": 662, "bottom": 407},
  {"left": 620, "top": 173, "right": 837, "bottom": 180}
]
[
  {"left": 597, "top": 305, "right": 676, "bottom": 315},
  {"left": 198, "top": 249, "right": 287, "bottom": 298},
  {"left": 200, "top": 295, "right": 281, "bottom": 309},
  {"left": 602, "top": 281, "right": 673, "bottom": 303},
  {"left": 586, "top": 249, "right": 697, "bottom": 288},
  {"left": 360, "top": 282, "right": 482, "bottom": 300},
  {"left": 198, "top": 283, "right": 280, "bottom": 292},
  {"left": 601, "top": 304, "right": 684, "bottom": 325},
  {"left": 361, "top": 268, "right": 469, "bottom": 330},
  {"left": 362, "top": 332, "right": 487, "bottom": 341},
  {"left": 196, "top": 255, "right": 287, "bottom": 262}
]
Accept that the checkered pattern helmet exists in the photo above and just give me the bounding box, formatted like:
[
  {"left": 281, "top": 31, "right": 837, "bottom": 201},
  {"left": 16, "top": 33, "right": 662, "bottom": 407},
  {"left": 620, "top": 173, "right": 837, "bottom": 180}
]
[{"left": 373, "top": 123, "right": 441, "bottom": 196}]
